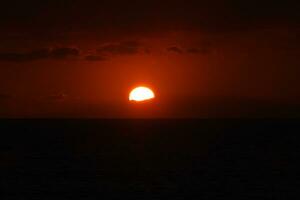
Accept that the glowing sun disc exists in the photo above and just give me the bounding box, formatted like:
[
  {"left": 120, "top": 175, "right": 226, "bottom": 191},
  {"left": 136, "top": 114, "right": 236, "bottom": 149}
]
[{"left": 129, "top": 87, "right": 155, "bottom": 102}]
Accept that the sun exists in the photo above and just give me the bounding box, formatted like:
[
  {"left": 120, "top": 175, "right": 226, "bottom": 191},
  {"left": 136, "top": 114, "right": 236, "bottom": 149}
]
[{"left": 129, "top": 86, "right": 155, "bottom": 102}]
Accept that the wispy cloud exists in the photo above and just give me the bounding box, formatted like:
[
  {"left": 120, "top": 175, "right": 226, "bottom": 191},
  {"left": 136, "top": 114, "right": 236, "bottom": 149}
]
[
  {"left": 167, "top": 42, "right": 213, "bottom": 55},
  {"left": 0, "top": 47, "right": 80, "bottom": 62},
  {"left": 166, "top": 46, "right": 183, "bottom": 54},
  {"left": 85, "top": 55, "right": 107, "bottom": 62},
  {"left": 48, "top": 93, "right": 68, "bottom": 101},
  {"left": 97, "top": 41, "right": 142, "bottom": 55}
]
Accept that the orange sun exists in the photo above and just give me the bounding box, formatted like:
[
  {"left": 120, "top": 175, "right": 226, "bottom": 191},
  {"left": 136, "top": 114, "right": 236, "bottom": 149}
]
[{"left": 129, "top": 86, "right": 155, "bottom": 102}]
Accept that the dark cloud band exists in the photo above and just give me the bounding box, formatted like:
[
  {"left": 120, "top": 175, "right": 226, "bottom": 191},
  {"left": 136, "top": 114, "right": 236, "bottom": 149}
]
[{"left": 0, "top": 47, "right": 79, "bottom": 62}]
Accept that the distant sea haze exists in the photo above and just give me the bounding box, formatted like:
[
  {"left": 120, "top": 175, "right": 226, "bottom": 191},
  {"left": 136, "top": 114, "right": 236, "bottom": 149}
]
[{"left": 1, "top": 96, "right": 299, "bottom": 118}]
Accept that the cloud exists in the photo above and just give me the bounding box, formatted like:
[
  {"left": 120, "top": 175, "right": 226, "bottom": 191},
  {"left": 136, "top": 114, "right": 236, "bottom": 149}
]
[
  {"left": 0, "top": 47, "right": 80, "bottom": 62},
  {"left": 187, "top": 47, "right": 210, "bottom": 55},
  {"left": 187, "top": 48, "right": 202, "bottom": 54},
  {"left": 97, "top": 41, "right": 142, "bottom": 55},
  {"left": 0, "top": 49, "right": 49, "bottom": 62},
  {"left": 84, "top": 41, "right": 146, "bottom": 61},
  {"left": 167, "top": 46, "right": 183, "bottom": 54},
  {"left": 0, "top": 42, "right": 143, "bottom": 63},
  {"left": 188, "top": 41, "right": 213, "bottom": 54},
  {"left": 167, "top": 41, "right": 213, "bottom": 55},
  {"left": 50, "top": 47, "right": 80, "bottom": 59},
  {"left": 48, "top": 93, "right": 68, "bottom": 101},
  {"left": 85, "top": 55, "right": 107, "bottom": 62}
]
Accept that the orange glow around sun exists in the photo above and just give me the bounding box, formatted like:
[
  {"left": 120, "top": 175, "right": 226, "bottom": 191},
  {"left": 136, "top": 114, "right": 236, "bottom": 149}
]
[{"left": 129, "top": 86, "right": 155, "bottom": 102}]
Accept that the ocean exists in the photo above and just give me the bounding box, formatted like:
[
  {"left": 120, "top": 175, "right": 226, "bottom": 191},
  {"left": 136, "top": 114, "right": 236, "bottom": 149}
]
[{"left": 0, "top": 119, "right": 299, "bottom": 199}]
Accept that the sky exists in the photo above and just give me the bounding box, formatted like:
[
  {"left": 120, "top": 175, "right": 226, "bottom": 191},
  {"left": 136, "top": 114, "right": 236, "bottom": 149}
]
[{"left": 0, "top": 0, "right": 299, "bottom": 117}]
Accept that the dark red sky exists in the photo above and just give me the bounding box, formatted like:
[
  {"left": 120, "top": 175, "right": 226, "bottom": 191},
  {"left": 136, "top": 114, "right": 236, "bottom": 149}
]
[{"left": 0, "top": 0, "right": 299, "bottom": 117}]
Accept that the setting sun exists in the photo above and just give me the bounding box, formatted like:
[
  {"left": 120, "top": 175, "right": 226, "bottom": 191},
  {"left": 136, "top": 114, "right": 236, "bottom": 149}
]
[{"left": 129, "top": 87, "right": 155, "bottom": 102}]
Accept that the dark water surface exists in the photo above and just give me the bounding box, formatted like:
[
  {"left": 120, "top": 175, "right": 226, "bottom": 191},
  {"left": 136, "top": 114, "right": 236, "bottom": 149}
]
[{"left": 0, "top": 120, "right": 299, "bottom": 199}]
